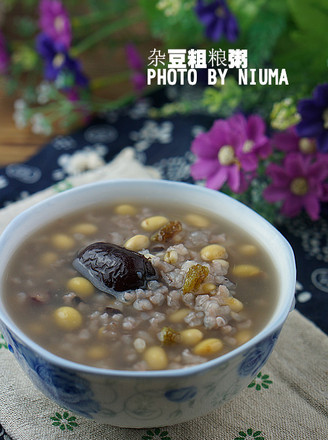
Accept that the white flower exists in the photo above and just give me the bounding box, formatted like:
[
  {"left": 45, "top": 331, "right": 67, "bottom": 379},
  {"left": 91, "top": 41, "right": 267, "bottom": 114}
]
[
  {"left": 130, "top": 120, "right": 173, "bottom": 152},
  {"left": 58, "top": 150, "right": 106, "bottom": 176},
  {"left": 13, "top": 110, "right": 27, "bottom": 129},
  {"left": 36, "top": 81, "right": 53, "bottom": 104},
  {"left": 13, "top": 99, "right": 28, "bottom": 129},
  {"left": 31, "top": 113, "right": 52, "bottom": 135}
]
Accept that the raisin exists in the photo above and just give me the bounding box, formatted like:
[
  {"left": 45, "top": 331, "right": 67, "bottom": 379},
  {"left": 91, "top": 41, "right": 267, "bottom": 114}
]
[
  {"left": 159, "top": 326, "right": 181, "bottom": 344},
  {"left": 152, "top": 220, "right": 182, "bottom": 242},
  {"left": 73, "top": 242, "right": 157, "bottom": 295},
  {"left": 183, "top": 264, "right": 209, "bottom": 294}
]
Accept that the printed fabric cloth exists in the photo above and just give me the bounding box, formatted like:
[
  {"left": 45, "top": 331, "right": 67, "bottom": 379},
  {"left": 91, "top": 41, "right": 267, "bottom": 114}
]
[{"left": 0, "top": 148, "right": 327, "bottom": 439}]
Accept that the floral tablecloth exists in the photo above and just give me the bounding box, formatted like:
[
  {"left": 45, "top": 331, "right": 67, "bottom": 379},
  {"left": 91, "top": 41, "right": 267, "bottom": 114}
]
[{"left": 0, "top": 89, "right": 327, "bottom": 439}]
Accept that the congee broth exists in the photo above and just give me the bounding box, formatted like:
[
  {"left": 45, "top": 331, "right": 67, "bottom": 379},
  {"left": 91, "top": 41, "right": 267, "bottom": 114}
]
[{"left": 4, "top": 201, "right": 278, "bottom": 370}]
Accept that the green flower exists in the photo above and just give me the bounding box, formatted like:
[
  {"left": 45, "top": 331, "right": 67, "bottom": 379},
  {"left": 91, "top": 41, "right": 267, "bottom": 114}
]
[
  {"left": 270, "top": 97, "right": 300, "bottom": 130},
  {"left": 235, "top": 428, "right": 265, "bottom": 440},
  {"left": 0, "top": 334, "right": 8, "bottom": 350},
  {"left": 50, "top": 411, "right": 79, "bottom": 431},
  {"left": 142, "top": 427, "right": 171, "bottom": 440},
  {"left": 248, "top": 371, "right": 273, "bottom": 391}
]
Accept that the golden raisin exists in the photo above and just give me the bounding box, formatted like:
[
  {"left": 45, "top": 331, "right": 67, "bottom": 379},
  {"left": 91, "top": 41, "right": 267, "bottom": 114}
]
[
  {"left": 159, "top": 326, "right": 181, "bottom": 344},
  {"left": 152, "top": 220, "right": 182, "bottom": 242},
  {"left": 183, "top": 264, "right": 209, "bottom": 294}
]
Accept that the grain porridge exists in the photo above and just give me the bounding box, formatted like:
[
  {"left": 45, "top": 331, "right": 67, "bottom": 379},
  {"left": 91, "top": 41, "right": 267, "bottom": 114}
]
[{"left": 4, "top": 202, "right": 278, "bottom": 370}]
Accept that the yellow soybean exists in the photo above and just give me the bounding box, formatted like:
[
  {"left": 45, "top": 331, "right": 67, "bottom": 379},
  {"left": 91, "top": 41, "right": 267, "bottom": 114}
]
[
  {"left": 184, "top": 213, "right": 209, "bottom": 228},
  {"left": 224, "top": 297, "right": 244, "bottom": 312},
  {"left": 144, "top": 346, "right": 168, "bottom": 370},
  {"left": 70, "top": 222, "right": 98, "bottom": 235},
  {"left": 67, "top": 277, "right": 95, "bottom": 297},
  {"left": 232, "top": 264, "right": 261, "bottom": 278},
  {"left": 87, "top": 345, "right": 109, "bottom": 360},
  {"left": 168, "top": 308, "right": 190, "bottom": 323},
  {"left": 141, "top": 216, "right": 169, "bottom": 232},
  {"left": 180, "top": 329, "right": 204, "bottom": 346},
  {"left": 200, "top": 244, "right": 227, "bottom": 261},
  {"left": 53, "top": 306, "right": 82, "bottom": 331},
  {"left": 114, "top": 204, "right": 137, "bottom": 216},
  {"left": 124, "top": 234, "right": 150, "bottom": 251},
  {"left": 51, "top": 233, "right": 75, "bottom": 251},
  {"left": 235, "top": 330, "right": 252, "bottom": 346},
  {"left": 193, "top": 338, "right": 223, "bottom": 356}
]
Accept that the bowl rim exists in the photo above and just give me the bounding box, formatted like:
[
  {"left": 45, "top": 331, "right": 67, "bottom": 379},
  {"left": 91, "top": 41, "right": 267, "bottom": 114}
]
[{"left": 0, "top": 179, "right": 296, "bottom": 378}]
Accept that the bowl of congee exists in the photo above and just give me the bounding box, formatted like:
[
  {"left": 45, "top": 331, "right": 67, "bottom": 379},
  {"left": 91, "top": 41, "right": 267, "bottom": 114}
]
[{"left": 0, "top": 179, "right": 296, "bottom": 427}]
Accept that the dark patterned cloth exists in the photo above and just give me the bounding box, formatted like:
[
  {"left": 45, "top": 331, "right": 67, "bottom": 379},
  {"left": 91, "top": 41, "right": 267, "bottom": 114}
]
[{"left": 0, "top": 88, "right": 327, "bottom": 440}]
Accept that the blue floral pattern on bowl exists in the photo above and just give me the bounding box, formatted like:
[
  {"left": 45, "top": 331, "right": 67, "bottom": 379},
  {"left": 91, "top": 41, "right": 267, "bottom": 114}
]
[
  {"left": 238, "top": 330, "right": 280, "bottom": 377},
  {"left": 165, "top": 386, "right": 197, "bottom": 402},
  {"left": 4, "top": 328, "right": 99, "bottom": 418}
]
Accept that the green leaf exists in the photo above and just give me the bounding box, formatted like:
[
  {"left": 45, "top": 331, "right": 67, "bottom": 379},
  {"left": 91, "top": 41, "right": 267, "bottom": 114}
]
[
  {"left": 261, "top": 374, "right": 269, "bottom": 380},
  {"left": 59, "top": 424, "right": 65, "bottom": 430},
  {"left": 67, "top": 416, "right": 77, "bottom": 421},
  {"left": 68, "top": 422, "right": 79, "bottom": 427},
  {"left": 52, "top": 422, "right": 61, "bottom": 426},
  {"left": 256, "top": 384, "right": 261, "bottom": 391},
  {"left": 261, "top": 383, "right": 269, "bottom": 389},
  {"left": 239, "top": 432, "right": 247, "bottom": 438},
  {"left": 142, "top": 436, "right": 152, "bottom": 440},
  {"left": 66, "top": 425, "right": 74, "bottom": 431},
  {"left": 247, "top": 428, "right": 253, "bottom": 436},
  {"left": 256, "top": 437, "right": 264, "bottom": 440},
  {"left": 160, "top": 431, "right": 169, "bottom": 437},
  {"left": 146, "top": 430, "right": 154, "bottom": 436},
  {"left": 154, "top": 428, "right": 160, "bottom": 435},
  {"left": 50, "top": 417, "right": 59, "bottom": 421},
  {"left": 246, "top": 0, "right": 288, "bottom": 67},
  {"left": 248, "top": 382, "right": 256, "bottom": 388},
  {"left": 263, "top": 380, "right": 273, "bottom": 384},
  {"left": 254, "top": 432, "right": 262, "bottom": 437},
  {"left": 63, "top": 411, "right": 69, "bottom": 419},
  {"left": 55, "top": 412, "right": 62, "bottom": 419},
  {"left": 257, "top": 372, "right": 262, "bottom": 378}
]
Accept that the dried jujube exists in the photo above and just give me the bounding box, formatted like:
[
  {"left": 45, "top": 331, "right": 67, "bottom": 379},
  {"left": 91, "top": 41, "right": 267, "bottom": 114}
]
[{"left": 73, "top": 242, "right": 157, "bottom": 297}]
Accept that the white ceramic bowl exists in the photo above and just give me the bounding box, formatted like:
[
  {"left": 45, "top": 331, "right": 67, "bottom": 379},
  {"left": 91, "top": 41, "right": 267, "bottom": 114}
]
[{"left": 0, "top": 180, "right": 296, "bottom": 427}]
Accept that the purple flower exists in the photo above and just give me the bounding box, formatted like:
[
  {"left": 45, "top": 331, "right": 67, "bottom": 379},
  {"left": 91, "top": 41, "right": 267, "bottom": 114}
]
[
  {"left": 125, "top": 43, "right": 146, "bottom": 93},
  {"left": 39, "top": 0, "right": 72, "bottom": 49},
  {"left": 36, "top": 33, "right": 88, "bottom": 87},
  {"left": 263, "top": 152, "right": 328, "bottom": 220},
  {"left": 191, "top": 113, "right": 270, "bottom": 193},
  {"left": 296, "top": 83, "right": 328, "bottom": 153},
  {"left": 272, "top": 126, "right": 317, "bottom": 155},
  {"left": 0, "top": 31, "right": 9, "bottom": 74},
  {"left": 195, "top": 0, "right": 239, "bottom": 42}
]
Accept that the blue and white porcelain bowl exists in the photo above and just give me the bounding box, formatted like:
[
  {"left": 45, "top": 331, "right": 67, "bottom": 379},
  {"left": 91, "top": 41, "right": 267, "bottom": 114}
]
[{"left": 0, "top": 180, "right": 296, "bottom": 428}]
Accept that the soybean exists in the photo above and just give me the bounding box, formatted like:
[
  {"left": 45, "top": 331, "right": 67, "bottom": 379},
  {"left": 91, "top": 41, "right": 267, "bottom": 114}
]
[
  {"left": 180, "top": 329, "right": 204, "bottom": 346},
  {"left": 53, "top": 306, "right": 82, "bottom": 331},
  {"left": 141, "top": 216, "right": 169, "bottom": 232},
  {"left": 114, "top": 204, "right": 137, "bottom": 216},
  {"left": 232, "top": 264, "right": 261, "bottom": 278},
  {"left": 184, "top": 213, "right": 209, "bottom": 228},
  {"left": 144, "top": 346, "right": 168, "bottom": 370},
  {"left": 193, "top": 338, "right": 223, "bottom": 356},
  {"left": 124, "top": 234, "right": 150, "bottom": 251},
  {"left": 67, "top": 277, "right": 95, "bottom": 298},
  {"left": 51, "top": 233, "right": 75, "bottom": 251},
  {"left": 200, "top": 244, "right": 227, "bottom": 261}
]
